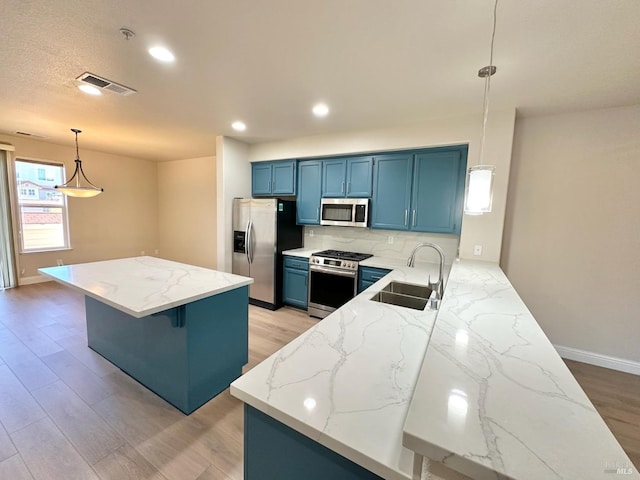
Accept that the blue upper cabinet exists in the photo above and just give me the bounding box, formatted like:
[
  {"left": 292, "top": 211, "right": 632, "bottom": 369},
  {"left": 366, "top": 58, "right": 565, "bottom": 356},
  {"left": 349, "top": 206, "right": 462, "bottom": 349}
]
[
  {"left": 346, "top": 157, "right": 373, "bottom": 197},
  {"left": 370, "top": 146, "right": 467, "bottom": 234},
  {"left": 252, "top": 163, "right": 273, "bottom": 196},
  {"left": 411, "top": 149, "right": 465, "bottom": 234},
  {"left": 322, "top": 159, "right": 347, "bottom": 197},
  {"left": 370, "top": 153, "right": 413, "bottom": 230},
  {"left": 296, "top": 160, "right": 322, "bottom": 225},
  {"left": 251, "top": 160, "right": 296, "bottom": 196},
  {"left": 322, "top": 157, "right": 373, "bottom": 198}
]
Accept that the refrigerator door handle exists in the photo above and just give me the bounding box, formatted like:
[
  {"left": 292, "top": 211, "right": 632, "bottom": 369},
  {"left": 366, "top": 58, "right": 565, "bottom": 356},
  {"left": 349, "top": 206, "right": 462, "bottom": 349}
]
[
  {"left": 245, "top": 220, "right": 252, "bottom": 264},
  {"left": 247, "top": 220, "right": 254, "bottom": 264}
]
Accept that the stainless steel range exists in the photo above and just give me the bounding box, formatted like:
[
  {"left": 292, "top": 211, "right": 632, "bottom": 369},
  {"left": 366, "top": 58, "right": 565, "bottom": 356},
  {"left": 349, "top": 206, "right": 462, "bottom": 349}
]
[{"left": 307, "top": 249, "right": 373, "bottom": 319}]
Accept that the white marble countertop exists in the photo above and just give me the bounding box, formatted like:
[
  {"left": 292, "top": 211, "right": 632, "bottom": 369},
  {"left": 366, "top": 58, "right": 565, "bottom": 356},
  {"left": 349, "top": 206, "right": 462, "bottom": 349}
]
[
  {"left": 282, "top": 247, "right": 318, "bottom": 258},
  {"left": 403, "top": 260, "right": 638, "bottom": 480},
  {"left": 232, "top": 263, "right": 449, "bottom": 480},
  {"left": 38, "top": 256, "right": 253, "bottom": 318}
]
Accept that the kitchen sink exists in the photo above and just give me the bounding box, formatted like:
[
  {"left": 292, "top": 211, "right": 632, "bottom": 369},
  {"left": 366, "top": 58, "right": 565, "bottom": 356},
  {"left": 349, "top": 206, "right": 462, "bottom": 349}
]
[
  {"left": 370, "top": 280, "right": 433, "bottom": 311},
  {"left": 370, "top": 291, "right": 428, "bottom": 310},
  {"left": 381, "top": 281, "right": 432, "bottom": 299}
]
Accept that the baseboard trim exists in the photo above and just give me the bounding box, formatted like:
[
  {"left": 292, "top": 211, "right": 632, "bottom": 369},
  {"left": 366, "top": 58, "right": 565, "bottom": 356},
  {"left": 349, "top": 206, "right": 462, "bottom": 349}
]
[
  {"left": 18, "top": 275, "right": 52, "bottom": 286},
  {"left": 554, "top": 344, "right": 640, "bottom": 376}
]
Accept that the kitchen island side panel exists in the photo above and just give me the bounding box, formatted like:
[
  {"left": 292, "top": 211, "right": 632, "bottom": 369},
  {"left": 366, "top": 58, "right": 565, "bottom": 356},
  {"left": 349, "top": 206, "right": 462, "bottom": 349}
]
[
  {"left": 85, "top": 285, "right": 249, "bottom": 414},
  {"left": 185, "top": 285, "right": 249, "bottom": 411}
]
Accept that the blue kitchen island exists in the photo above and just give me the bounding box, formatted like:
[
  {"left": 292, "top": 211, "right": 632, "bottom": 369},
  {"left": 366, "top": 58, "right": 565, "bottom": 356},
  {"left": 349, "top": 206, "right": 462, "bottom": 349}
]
[{"left": 39, "top": 256, "right": 253, "bottom": 414}]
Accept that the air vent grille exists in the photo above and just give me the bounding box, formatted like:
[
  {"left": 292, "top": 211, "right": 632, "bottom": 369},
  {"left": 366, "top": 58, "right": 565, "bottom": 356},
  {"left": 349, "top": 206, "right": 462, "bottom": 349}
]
[
  {"left": 15, "top": 131, "right": 48, "bottom": 139},
  {"left": 81, "top": 75, "right": 109, "bottom": 88},
  {"left": 76, "top": 72, "right": 137, "bottom": 96}
]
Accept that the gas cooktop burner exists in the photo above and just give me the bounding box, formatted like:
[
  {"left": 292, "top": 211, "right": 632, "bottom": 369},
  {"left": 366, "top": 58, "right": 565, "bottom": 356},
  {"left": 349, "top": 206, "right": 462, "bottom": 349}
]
[{"left": 313, "top": 250, "right": 373, "bottom": 262}]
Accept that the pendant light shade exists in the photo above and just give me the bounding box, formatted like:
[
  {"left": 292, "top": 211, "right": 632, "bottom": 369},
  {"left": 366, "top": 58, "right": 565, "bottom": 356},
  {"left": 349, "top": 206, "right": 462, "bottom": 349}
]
[
  {"left": 55, "top": 129, "right": 103, "bottom": 198},
  {"left": 464, "top": 0, "right": 498, "bottom": 216},
  {"left": 464, "top": 165, "right": 495, "bottom": 215}
]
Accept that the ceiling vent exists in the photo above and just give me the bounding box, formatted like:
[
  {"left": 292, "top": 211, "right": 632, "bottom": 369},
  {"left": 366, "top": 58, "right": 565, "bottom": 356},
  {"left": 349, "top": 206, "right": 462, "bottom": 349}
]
[
  {"left": 76, "top": 72, "right": 137, "bottom": 96},
  {"left": 15, "top": 131, "right": 48, "bottom": 139}
]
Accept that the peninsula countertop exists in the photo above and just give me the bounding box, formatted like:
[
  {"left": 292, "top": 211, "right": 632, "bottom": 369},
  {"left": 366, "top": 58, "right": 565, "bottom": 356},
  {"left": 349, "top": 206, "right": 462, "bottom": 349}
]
[
  {"left": 38, "top": 256, "right": 253, "bottom": 318},
  {"left": 233, "top": 257, "right": 636, "bottom": 480}
]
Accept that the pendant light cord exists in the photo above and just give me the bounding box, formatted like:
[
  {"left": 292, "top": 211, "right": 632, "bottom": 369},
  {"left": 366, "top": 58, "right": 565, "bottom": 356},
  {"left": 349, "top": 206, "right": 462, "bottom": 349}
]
[{"left": 479, "top": 0, "right": 498, "bottom": 166}]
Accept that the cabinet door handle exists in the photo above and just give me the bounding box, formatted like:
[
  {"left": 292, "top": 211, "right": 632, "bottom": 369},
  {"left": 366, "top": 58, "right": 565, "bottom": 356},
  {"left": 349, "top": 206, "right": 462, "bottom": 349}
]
[
  {"left": 347, "top": 182, "right": 350, "bottom": 194},
  {"left": 404, "top": 209, "right": 408, "bottom": 226},
  {"left": 412, "top": 209, "right": 416, "bottom": 226},
  {"left": 268, "top": 180, "right": 272, "bottom": 191},
  {"left": 316, "top": 208, "right": 320, "bottom": 221},
  {"left": 341, "top": 181, "right": 345, "bottom": 193}
]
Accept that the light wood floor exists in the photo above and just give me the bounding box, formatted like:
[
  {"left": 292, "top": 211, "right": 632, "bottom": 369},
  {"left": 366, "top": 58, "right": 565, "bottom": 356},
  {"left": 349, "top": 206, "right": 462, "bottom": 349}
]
[
  {"left": 564, "top": 359, "right": 640, "bottom": 467},
  {"left": 0, "top": 282, "right": 638, "bottom": 479},
  {"left": 0, "top": 281, "right": 316, "bottom": 480}
]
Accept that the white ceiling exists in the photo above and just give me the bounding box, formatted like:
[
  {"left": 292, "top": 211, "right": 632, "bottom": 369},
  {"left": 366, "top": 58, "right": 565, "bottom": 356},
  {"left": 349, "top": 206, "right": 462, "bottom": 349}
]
[{"left": 1, "top": 0, "right": 639, "bottom": 161}]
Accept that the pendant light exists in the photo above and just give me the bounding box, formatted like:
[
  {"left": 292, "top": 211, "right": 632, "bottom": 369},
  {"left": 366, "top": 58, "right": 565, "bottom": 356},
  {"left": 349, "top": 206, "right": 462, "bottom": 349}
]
[
  {"left": 55, "top": 129, "right": 103, "bottom": 198},
  {"left": 464, "top": 0, "right": 498, "bottom": 215}
]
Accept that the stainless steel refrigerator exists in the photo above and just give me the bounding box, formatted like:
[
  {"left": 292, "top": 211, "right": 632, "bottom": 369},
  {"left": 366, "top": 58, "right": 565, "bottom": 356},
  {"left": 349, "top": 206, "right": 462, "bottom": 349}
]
[{"left": 232, "top": 198, "right": 303, "bottom": 309}]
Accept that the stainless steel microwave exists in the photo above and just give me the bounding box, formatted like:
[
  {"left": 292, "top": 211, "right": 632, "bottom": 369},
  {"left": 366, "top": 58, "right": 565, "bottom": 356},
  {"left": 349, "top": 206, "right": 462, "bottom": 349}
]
[{"left": 320, "top": 198, "right": 369, "bottom": 227}]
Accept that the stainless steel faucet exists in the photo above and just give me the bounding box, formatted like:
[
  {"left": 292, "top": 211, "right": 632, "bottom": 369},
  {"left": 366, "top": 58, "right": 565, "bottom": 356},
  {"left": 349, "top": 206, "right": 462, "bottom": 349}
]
[{"left": 407, "top": 243, "right": 445, "bottom": 309}]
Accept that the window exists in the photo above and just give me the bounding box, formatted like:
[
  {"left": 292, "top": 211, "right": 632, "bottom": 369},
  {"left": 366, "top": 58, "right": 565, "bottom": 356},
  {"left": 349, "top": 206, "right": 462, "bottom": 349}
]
[{"left": 14, "top": 159, "right": 70, "bottom": 252}]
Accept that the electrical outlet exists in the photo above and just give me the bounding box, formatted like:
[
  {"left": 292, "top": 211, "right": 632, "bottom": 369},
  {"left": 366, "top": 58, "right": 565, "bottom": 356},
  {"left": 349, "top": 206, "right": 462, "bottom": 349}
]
[
  {"left": 387, "top": 236, "right": 394, "bottom": 245},
  {"left": 473, "top": 245, "right": 483, "bottom": 256},
  {"left": 309, "top": 229, "right": 314, "bottom": 237},
  {"left": 56, "top": 259, "right": 63, "bottom": 266}
]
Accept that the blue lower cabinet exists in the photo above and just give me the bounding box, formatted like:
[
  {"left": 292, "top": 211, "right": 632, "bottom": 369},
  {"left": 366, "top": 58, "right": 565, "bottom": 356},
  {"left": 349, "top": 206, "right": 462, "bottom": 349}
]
[
  {"left": 358, "top": 266, "right": 392, "bottom": 293},
  {"left": 283, "top": 256, "right": 309, "bottom": 309},
  {"left": 245, "top": 405, "right": 383, "bottom": 480}
]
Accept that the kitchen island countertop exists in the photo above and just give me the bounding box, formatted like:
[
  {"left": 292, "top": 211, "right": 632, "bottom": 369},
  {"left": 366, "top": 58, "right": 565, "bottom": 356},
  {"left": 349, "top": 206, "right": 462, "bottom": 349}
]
[{"left": 39, "top": 256, "right": 253, "bottom": 318}]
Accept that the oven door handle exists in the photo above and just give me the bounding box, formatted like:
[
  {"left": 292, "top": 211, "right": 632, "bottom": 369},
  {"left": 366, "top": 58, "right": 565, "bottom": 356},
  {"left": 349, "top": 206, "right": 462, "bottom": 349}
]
[{"left": 310, "top": 265, "right": 357, "bottom": 278}]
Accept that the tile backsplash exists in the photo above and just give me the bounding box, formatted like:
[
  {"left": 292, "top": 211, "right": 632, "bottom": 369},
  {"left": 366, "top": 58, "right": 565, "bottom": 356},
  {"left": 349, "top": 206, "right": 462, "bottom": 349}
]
[{"left": 303, "top": 226, "right": 459, "bottom": 265}]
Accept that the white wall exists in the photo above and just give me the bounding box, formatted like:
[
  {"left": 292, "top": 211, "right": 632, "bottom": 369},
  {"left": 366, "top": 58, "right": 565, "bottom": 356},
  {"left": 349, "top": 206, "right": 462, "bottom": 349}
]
[
  {"left": 157, "top": 156, "right": 217, "bottom": 268},
  {"left": 215, "top": 136, "right": 250, "bottom": 272},
  {"left": 502, "top": 105, "right": 640, "bottom": 364},
  {"left": 248, "top": 109, "right": 516, "bottom": 263}
]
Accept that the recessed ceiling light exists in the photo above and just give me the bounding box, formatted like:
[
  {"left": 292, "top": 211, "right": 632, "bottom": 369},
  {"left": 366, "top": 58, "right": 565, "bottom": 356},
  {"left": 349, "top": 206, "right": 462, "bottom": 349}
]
[
  {"left": 78, "top": 84, "right": 102, "bottom": 96},
  {"left": 312, "top": 103, "right": 329, "bottom": 117},
  {"left": 232, "top": 121, "right": 247, "bottom": 132},
  {"left": 148, "top": 46, "right": 175, "bottom": 62}
]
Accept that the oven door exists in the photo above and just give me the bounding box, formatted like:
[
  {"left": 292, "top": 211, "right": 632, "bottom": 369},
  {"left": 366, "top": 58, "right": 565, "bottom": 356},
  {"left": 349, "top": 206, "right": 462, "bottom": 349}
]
[{"left": 308, "top": 265, "right": 357, "bottom": 318}]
